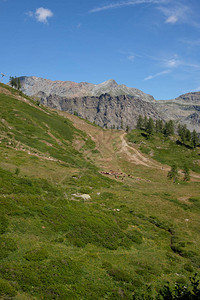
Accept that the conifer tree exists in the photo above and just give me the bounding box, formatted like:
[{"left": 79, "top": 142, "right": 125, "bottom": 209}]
[
  {"left": 146, "top": 117, "right": 155, "bottom": 135},
  {"left": 168, "top": 164, "right": 179, "bottom": 183},
  {"left": 191, "top": 130, "right": 199, "bottom": 148},
  {"left": 185, "top": 129, "right": 191, "bottom": 142},
  {"left": 9, "top": 76, "right": 21, "bottom": 90},
  {"left": 163, "top": 120, "right": 174, "bottom": 137},
  {"left": 143, "top": 116, "right": 148, "bottom": 130},
  {"left": 136, "top": 115, "right": 143, "bottom": 130},
  {"left": 155, "top": 119, "right": 163, "bottom": 133},
  {"left": 183, "top": 165, "right": 190, "bottom": 182},
  {"left": 17, "top": 78, "right": 21, "bottom": 90}
]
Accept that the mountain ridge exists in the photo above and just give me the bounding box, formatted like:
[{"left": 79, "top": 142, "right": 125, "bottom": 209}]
[
  {"left": 19, "top": 76, "right": 200, "bottom": 132},
  {"left": 19, "top": 76, "right": 155, "bottom": 102}
]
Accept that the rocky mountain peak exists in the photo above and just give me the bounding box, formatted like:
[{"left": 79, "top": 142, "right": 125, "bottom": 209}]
[
  {"left": 99, "top": 79, "right": 118, "bottom": 88},
  {"left": 19, "top": 76, "right": 155, "bottom": 102}
]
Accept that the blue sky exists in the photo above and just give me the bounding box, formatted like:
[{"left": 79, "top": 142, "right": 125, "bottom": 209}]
[{"left": 1, "top": 0, "right": 200, "bottom": 99}]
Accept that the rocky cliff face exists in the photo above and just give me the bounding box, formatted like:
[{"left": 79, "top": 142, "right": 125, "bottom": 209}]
[
  {"left": 41, "top": 93, "right": 161, "bottom": 130},
  {"left": 19, "top": 76, "right": 200, "bottom": 133}
]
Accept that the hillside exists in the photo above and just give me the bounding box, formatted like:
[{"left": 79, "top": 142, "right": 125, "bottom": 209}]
[
  {"left": 19, "top": 76, "right": 200, "bottom": 133},
  {"left": 1, "top": 84, "right": 200, "bottom": 299}
]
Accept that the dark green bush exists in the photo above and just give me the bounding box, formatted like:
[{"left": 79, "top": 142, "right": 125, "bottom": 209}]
[
  {"left": 127, "top": 230, "right": 143, "bottom": 244},
  {"left": 0, "top": 237, "right": 17, "bottom": 259},
  {"left": 107, "top": 267, "right": 133, "bottom": 283},
  {"left": 24, "top": 248, "right": 48, "bottom": 261},
  {"left": 0, "top": 278, "right": 17, "bottom": 298},
  {"left": 184, "top": 263, "right": 194, "bottom": 273},
  {"left": 0, "top": 215, "right": 8, "bottom": 234}
]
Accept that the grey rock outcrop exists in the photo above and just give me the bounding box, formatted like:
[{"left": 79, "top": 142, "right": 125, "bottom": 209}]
[
  {"left": 41, "top": 93, "right": 162, "bottom": 130},
  {"left": 156, "top": 92, "right": 200, "bottom": 132}
]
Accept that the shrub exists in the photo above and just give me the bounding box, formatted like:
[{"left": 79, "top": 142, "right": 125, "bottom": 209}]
[
  {"left": 102, "top": 262, "right": 133, "bottom": 283},
  {"left": 184, "top": 263, "right": 194, "bottom": 273},
  {"left": 0, "top": 237, "right": 17, "bottom": 259},
  {"left": 0, "top": 215, "right": 8, "bottom": 234},
  {"left": 24, "top": 248, "right": 48, "bottom": 261},
  {"left": 0, "top": 278, "right": 17, "bottom": 298},
  {"left": 127, "top": 230, "right": 143, "bottom": 244}
]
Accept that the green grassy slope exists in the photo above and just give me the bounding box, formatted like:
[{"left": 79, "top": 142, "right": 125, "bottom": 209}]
[
  {"left": 0, "top": 86, "right": 200, "bottom": 299},
  {"left": 127, "top": 129, "right": 200, "bottom": 173}
]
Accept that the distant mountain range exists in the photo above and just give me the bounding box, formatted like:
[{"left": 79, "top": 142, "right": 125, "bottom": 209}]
[{"left": 19, "top": 76, "right": 200, "bottom": 132}]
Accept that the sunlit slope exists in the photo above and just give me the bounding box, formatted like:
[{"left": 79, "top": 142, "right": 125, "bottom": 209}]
[
  {"left": 0, "top": 85, "right": 200, "bottom": 299},
  {"left": 0, "top": 84, "right": 97, "bottom": 169}
]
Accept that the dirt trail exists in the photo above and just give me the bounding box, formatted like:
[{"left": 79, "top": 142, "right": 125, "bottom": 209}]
[
  {"left": 119, "top": 133, "right": 160, "bottom": 168},
  {"left": 64, "top": 113, "right": 164, "bottom": 169},
  {"left": 53, "top": 112, "right": 200, "bottom": 181}
]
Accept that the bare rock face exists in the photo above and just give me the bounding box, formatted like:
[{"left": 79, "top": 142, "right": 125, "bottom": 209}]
[{"left": 41, "top": 93, "right": 161, "bottom": 130}]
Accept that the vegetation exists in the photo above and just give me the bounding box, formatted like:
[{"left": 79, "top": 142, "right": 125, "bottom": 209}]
[
  {"left": 128, "top": 116, "right": 200, "bottom": 173},
  {"left": 136, "top": 115, "right": 175, "bottom": 137},
  {"left": 168, "top": 164, "right": 179, "bottom": 183},
  {"left": 0, "top": 87, "right": 200, "bottom": 299},
  {"left": 9, "top": 76, "right": 21, "bottom": 90}
]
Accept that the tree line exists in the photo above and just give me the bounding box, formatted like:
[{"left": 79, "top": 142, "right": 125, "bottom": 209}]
[
  {"left": 178, "top": 124, "right": 199, "bottom": 149},
  {"left": 136, "top": 115, "right": 199, "bottom": 148},
  {"left": 136, "top": 115, "right": 174, "bottom": 137},
  {"left": 9, "top": 76, "right": 21, "bottom": 90}
]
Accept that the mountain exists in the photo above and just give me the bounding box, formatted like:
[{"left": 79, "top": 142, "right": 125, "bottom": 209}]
[
  {"left": 40, "top": 93, "right": 162, "bottom": 130},
  {"left": 0, "top": 83, "right": 200, "bottom": 299},
  {"left": 20, "top": 76, "right": 155, "bottom": 102},
  {"left": 156, "top": 92, "right": 200, "bottom": 132},
  {"left": 20, "top": 76, "right": 200, "bottom": 132}
]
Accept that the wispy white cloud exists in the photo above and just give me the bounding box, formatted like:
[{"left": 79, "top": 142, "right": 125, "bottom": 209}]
[
  {"left": 180, "top": 39, "right": 200, "bottom": 47},
  {"left": 27, "top": 7, "right": 53, "bottom": 24},
  {"left": 77, "top": 23, "right": 82, "bottom": 29},
  {"left": 142, "top": 53, "right": 200, "bottom": 70},
  {"left": 158, "top": 2, "right": 200, "bottom": 28},
  {"left": 164, "top": 58, "right": 180, "bottom": 68},
  {"left": 144, "top": 69, "right": 171, "bottom": 81},
  {"left": 89, "top": 0, "right": 168, "bottom": 13},
  {"left": 158, "top": 3, "right": 189, "bottom": 25},
  {"left": 128, "top": 55, "right": 135, "bottom": 61},
  {"left": 165, "top": 15, "right": 178, "bottom": 24},
  {"left": 164, "top": 57, "right": 200, "bottom": 69}
]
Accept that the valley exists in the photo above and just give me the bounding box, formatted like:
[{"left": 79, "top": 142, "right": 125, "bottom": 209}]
[{"left": 0, "top": 83, "right": 200, "bottom": 299}]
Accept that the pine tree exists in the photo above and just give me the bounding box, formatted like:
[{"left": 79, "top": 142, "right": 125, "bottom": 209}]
[
  {"left": 167, "top": 164, "right": 179, "bottom": 183},
  {"left": 191, "top": 130, "right": 199, "bottom": 148},
  {"left": 136, "top": 115, "right": 143, "bottom": 130},
  {"left": 185, "top": 129, "right": 191, "bottom": 142},
  {"left": 9, "top": 76, "right": 15, "bottom": 88},
  {"left": 17, "top": 78, "right": 21, "bottom": 90},
  {"left": 178, "top": 124, "right": 187, "bottom": 143},
  {"left": 9, "top": 76, "right": 21, "bottom": 90},
  {"left": 163, "top": 120, "right": 174, "bottom": 137},
  {"left": 183, "top": 165, "right": 190, "bottom": 182},
  {"left": 143, "top": 116, "right": 148, "bottom": 130},
  {"left": 155, "top": 119, "right": 163, "bottom": 133},
  {"left": 146, "top": 117, "right": 155, "bottom": 135}
]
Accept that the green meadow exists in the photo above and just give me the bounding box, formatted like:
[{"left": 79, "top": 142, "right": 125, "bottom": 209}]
[{"left": 0, "top": 85, "right": 200, "bottom": 299}]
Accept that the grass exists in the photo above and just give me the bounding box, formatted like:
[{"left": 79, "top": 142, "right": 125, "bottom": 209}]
[
  {"left": 127, "top": 129, "right": 200, "bottom": 173},
  {"left": 0, "top": 86, "right": 200, "bottom": 299}
]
